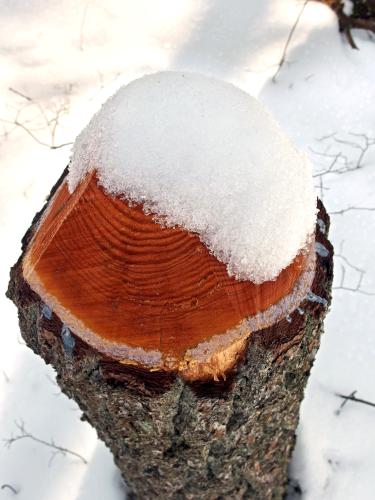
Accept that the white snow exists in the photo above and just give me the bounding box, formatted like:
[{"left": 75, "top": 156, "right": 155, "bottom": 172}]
[
  {"left": 342, "top": 1, "right": 354, "bottom": 16},
  {"left": 1, "top": 1, "right": 375, "bottom": 499},
  {"left": 68, "top": 71, "right": 316, "bottom": 283}
]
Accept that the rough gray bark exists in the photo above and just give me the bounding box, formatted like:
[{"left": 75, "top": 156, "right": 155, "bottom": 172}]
[{"left": 7, "top": 169, "right": 333, "bottom": 500}]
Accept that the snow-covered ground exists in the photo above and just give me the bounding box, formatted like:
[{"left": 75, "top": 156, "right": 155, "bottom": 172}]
[{"left": 1, "top": 1, "right": 374, "bottom": 498}]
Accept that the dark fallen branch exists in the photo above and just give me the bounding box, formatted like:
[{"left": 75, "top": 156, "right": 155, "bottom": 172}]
[
  {"left": 316, "top": 0, "right": 375, "bottom": 49},
  {"left": 336, "top": 391, "right": 375, "bottom": 409},
  {"left": 272, "top": 1, "right": 375, "bottom": 82}
]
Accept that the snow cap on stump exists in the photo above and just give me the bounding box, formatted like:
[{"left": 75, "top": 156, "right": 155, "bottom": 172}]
[
  {"left": 69, "top": 71, "right": 316, "bottom": 283},
  {"left": 23, "top": 71, "right": 317, "bottom": 381}
]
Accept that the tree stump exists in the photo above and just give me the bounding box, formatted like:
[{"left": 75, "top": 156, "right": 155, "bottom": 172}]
[{"left": 7, "top": 167, "right": 333, "bottom": 499}]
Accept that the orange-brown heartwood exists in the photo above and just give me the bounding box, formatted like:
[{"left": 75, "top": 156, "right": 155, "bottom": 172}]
[{"left": 23, "top": 171, "right": 312, "bottom": 381}]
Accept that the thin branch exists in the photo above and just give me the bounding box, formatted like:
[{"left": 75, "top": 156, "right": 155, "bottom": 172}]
[
  {"left": 333, "top": 262, "right": 375, "bottom": 295},
  {"left": 329, "top": 206, "right": 375, "bottom": 215},
  {"left": 333, "top": 243, "right": 375, "bottom": 295},
  {"left": 317, "top": 175, "right": 324, "bottom": 200},
  {"left": 1, "top": 484, "right": 19, "bottom": 495},
  {"left": 8, "top": 87, "right": 32, "bottom": 101},
  {"left": 317, "top": 131, "right": 337, "bottom": 142},
  {"left": 312, "top": 151, "right": 349, "bottom": 177},
  {"left": 334, "top": 133, "right": 375, "bottom": 169},
  {"left": 272, "top": 0, "right": 309, "bottom": 82},
  {"left": 0, "top": 118, "right": 72, "bottom": 149},
  {"left": 336, "top": 391, "right": 375, "bottom": 409},
  {"left": 311, "top": 132, "right": 375, "bottom": 178},
  {"left": 4, "top": 420, "right": 88, "bottom": 465},
  {"left": 335, "top": 390, "right": 357, "bottom": 415},
  {"left": 1, "top": 92, "right": 73, "bottom": 150}
]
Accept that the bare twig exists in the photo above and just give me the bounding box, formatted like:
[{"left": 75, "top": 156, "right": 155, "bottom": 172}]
[
  {"left": 329, "top": 206, "right": 375, "bottom": 215},
  {"left": 312, "top": 132, "right": 375, "bottom": 177},
  {"left": 8, "top": 87, "right": 32, "bottom": 101},
  {"left": 334, "top": 132, "right": 375, "bottom": 169},
  {"left": 333, "top": 262, "right": 375, "bottom": 295},
  {"left": 1, "top": 89, "right": 73, "bottom": 150},
  {"left": 272, "top": 0, "right": 309, "bottom": 82},
  {"left": 333, "top": 242, "right": 375, "bottom": 295},
  {"left": 317, "top": 174, "right": 324, "bottom": 200},
  {"left": 335, "top": 390, "right": 357, "bottom": 415},
  {"left": 317, "top": 132, "right": 337, "bottom": 142},
  {"left": 312, "top": 151, "right": 349, "bottom": 178},
  {"left": 314, "top": 176, "right": 331, "bottom": 200},
  {"left": 1, "top": 484, "right": 19, "bottom": 495},
  {"left": 336, "top": 391, "right": 375, "bottom": 409},
  {"left": 4, "top": 420, "right": 88, "bottom": 466},
  {"left": 0, "top": 117, "right": 72, "bottom": 149}
]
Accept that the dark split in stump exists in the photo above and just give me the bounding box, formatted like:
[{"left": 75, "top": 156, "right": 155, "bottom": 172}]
[{"left": 7, "top": 168, "right": 333, "bottom": 499}]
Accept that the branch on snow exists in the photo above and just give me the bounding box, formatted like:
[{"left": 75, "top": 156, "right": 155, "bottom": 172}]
[
  {"left": 4, "top": 420, "right": 88, "bottom": 466},
  {"left": 0, "top": 87, "right": 73, "bottom": 150},
  {"left": 315, "top": 0, "right": 375, "bottom": 49},
  {"left": 336, "top": 390, "right": 375, "bottom": 415}
]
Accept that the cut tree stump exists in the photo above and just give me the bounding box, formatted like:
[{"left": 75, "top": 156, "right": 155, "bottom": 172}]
[{"left": 7, "top": 167, "right": 333, "bottom": 499}]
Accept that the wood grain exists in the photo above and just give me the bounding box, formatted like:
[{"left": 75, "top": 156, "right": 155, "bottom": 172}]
[{"left": 23, "top": 171, "right": 312, "bottom": 377}]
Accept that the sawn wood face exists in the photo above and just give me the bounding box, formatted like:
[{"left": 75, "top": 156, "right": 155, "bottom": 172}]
[{"left": 23, "top": 171, "right": 309, "bottom": 375}]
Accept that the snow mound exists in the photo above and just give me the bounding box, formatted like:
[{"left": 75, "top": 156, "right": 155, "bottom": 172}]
[{"left": 68, "top": 71, "right": 316, "bottom": 283}]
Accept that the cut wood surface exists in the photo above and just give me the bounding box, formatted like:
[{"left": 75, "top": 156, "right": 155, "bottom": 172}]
[
  {"left": 7, "top": 168, "right": 333, "bottom": 499},
  {"left": 22, "top": 170, "right": 314, "bottom": 381}
]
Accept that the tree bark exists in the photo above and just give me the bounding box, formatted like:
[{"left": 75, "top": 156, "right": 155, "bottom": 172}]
[{"left": 7, "top": 168, "right": 333, "bottom": 499}]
